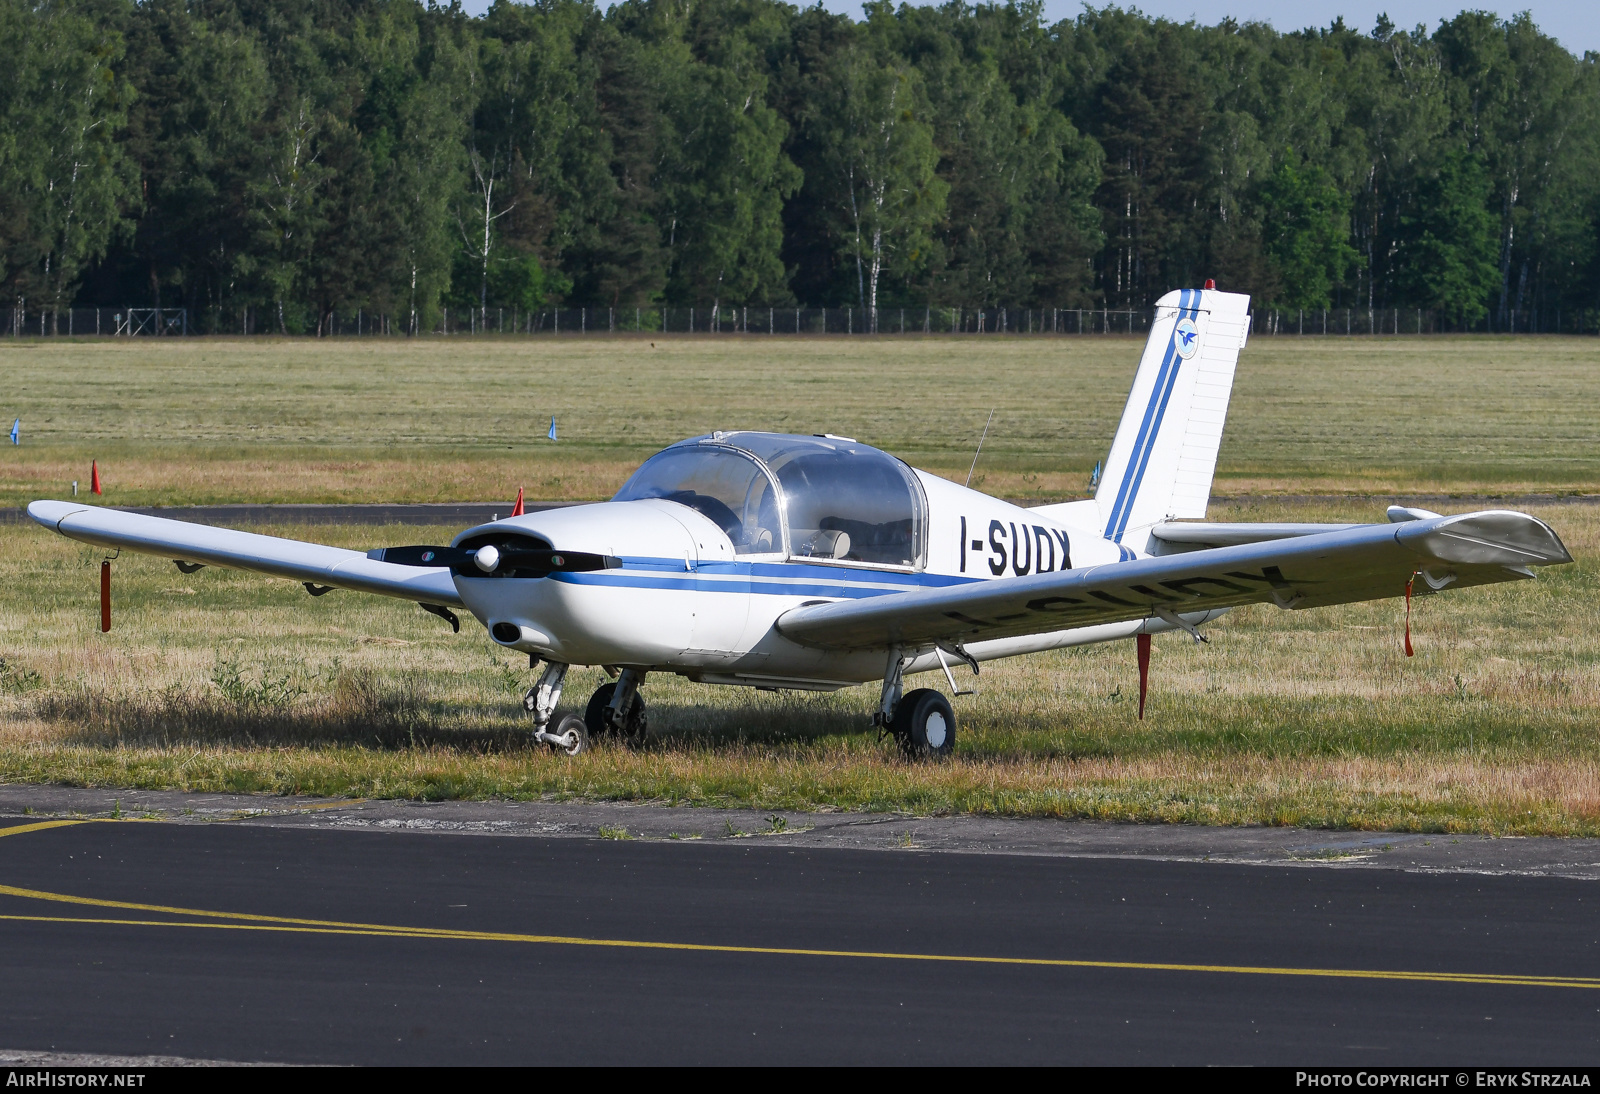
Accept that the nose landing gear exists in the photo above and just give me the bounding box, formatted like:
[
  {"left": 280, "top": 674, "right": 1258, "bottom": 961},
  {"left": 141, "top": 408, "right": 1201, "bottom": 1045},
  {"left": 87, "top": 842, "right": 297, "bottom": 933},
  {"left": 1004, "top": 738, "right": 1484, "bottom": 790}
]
[{"left": 522, "top": 661, "right": 590, "bottom": 754}]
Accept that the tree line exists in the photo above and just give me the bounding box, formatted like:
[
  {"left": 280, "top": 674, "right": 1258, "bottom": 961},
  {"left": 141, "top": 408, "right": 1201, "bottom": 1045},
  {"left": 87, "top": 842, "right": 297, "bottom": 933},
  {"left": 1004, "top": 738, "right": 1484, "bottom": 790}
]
[{"left": 2, "top": 0, "right": 1596, "bottom": 334}]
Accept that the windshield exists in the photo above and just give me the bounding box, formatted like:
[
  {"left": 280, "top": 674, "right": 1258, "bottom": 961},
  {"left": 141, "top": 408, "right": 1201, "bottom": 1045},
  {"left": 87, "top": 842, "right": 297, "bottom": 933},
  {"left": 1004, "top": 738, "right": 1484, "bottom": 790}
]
[
  {"left": 613, "top": 446, "right": 782, "bottom": 554},
  {"left": 615, "top": 433, "right": 925, "bottom": 567}
]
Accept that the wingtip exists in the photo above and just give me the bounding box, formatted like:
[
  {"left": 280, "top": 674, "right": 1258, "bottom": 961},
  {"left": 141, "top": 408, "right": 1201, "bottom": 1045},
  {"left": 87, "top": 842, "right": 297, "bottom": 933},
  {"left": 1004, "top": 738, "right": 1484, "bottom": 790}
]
[
  {"left": 1399, "top": 509, "right": 1574, "bottom": 568},
  {"left": 26, "top": 500, "right": 92, "bottom": 529}
]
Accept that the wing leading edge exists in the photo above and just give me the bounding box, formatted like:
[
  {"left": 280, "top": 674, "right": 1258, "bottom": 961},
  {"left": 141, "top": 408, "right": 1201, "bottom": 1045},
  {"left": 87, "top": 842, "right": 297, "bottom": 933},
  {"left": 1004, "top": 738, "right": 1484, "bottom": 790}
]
[
  {"left": 28, "top": 501, "right": 463, "bottom": 608},
  {"left": 776, "top": 510, "right": 1569, "bottom": 651}
]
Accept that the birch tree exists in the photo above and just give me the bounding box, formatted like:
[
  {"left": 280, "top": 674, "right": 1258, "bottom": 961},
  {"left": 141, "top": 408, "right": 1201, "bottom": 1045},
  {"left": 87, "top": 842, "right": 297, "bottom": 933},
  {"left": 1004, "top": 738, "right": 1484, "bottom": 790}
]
[{"left": 811, "top": 46, "right": 944, "bottom": 329}]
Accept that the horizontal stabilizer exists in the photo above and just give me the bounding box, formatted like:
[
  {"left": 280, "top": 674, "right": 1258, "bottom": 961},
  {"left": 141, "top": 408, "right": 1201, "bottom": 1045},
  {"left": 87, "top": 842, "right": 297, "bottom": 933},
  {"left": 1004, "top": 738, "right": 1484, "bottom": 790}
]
[{"left": 1151, "top": 522, "right": 1361, "bottom": 549}]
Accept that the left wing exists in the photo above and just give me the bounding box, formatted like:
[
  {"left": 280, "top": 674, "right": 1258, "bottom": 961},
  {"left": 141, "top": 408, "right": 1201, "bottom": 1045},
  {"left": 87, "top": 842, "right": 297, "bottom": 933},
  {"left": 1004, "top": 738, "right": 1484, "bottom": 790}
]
[
  {"left": 28, "top": 501, "right": 463, "bottom": 607},
  {"left": 776, "top": 510, "right": 1569, "bottom": 651}
]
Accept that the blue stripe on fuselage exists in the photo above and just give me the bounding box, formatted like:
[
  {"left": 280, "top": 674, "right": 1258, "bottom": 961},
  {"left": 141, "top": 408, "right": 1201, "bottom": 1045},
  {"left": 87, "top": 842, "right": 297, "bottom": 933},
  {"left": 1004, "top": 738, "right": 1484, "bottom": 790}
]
[{"left": 551, "top": 557, "right": 989, "bottom": 599}]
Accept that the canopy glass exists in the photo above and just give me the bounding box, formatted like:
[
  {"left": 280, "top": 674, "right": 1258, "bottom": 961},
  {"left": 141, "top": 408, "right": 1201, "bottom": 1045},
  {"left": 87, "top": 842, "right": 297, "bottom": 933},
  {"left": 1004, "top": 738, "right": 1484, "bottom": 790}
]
[{"left": 613, "top": 432, "right": 926, "bottom": 567}]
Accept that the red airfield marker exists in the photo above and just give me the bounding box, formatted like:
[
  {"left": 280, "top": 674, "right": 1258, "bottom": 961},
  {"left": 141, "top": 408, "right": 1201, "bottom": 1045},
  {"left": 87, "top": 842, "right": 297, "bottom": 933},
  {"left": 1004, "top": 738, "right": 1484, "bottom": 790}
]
[{"left": 1137, "top": 633, "right": 1151, "bottom": 719}]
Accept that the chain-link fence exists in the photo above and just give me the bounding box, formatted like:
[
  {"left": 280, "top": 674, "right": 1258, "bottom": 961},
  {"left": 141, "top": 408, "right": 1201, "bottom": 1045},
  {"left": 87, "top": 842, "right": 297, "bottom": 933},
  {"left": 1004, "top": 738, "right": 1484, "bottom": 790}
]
[
  {"left": 0, "top": 307, "right": 187, "bottom": 336},
  {"left": 443, "top": 305, "right": 1156, "bottom": 335},
  {"left": 3, "top": 303, "right": 1594, "bottom": 336}
]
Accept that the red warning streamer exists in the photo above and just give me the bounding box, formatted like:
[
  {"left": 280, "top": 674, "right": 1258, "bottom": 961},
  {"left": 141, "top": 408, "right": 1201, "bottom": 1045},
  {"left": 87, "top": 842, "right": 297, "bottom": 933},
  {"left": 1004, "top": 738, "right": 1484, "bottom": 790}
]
[
  {"left": 1403, "top": 571, "right": 1419, "bottom": 657},
  {"left": 1137, "top": 633, "right": 1152, "bottom": 719},
  {"left": 100, "top": 560, "right": 111, "bottom": 633}
]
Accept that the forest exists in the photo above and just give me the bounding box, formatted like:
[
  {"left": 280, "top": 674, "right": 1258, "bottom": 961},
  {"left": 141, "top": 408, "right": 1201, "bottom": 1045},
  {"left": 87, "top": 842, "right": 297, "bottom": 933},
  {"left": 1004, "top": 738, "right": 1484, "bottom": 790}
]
[{"left": 1, "top": 0, "right": 1596, "bottom": 334}]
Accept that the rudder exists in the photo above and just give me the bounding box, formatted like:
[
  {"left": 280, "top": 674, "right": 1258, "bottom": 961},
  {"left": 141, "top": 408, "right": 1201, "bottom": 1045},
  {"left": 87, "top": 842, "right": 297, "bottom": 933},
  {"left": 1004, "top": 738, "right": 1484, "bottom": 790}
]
[{"left": 1094, "top": 287, "right": 1251, "bottom": 549}]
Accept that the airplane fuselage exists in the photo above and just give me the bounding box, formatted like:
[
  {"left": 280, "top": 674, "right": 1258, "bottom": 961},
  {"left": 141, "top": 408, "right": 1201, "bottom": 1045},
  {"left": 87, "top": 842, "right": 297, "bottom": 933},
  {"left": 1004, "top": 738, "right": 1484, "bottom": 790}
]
[{"left": 450, "top": 469, "right": 1175, "bottom": 690}]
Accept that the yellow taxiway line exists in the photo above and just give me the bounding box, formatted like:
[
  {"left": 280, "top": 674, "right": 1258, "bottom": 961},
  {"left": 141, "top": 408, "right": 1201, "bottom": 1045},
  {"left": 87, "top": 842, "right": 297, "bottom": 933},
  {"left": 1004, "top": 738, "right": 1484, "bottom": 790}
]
[
  {"left": 2, "top": 818, "right": 1594, "bottom": 991},
  {"left": 0, "top": 820, "right": 100, "bottom": 839}
]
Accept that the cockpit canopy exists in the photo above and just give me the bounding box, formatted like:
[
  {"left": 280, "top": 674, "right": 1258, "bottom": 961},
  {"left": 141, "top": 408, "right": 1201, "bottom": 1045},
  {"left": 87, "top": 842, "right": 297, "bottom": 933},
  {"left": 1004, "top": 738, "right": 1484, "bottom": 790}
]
[{"left": 613, "top": 432, "right": 926, "bottom": 567}]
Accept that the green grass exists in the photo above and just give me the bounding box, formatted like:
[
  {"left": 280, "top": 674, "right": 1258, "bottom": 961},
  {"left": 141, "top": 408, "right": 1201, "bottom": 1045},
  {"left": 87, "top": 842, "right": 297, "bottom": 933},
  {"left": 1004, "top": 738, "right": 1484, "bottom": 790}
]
[
  {"left": 1, "top": 334, "right": 1597, "bottom": 506},
  {"left": 2, "top": 500, "right": 1598, "bottom": 834},
  {"left": 3, "top": 335, "right": 1596, "bottom": 831}
]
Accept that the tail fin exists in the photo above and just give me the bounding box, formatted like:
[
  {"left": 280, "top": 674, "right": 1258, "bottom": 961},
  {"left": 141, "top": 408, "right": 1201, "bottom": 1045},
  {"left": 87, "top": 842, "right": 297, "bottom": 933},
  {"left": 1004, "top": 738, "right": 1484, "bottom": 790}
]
[{"left": 1095, "top": 287, "right": 1251, "bottom": 548}]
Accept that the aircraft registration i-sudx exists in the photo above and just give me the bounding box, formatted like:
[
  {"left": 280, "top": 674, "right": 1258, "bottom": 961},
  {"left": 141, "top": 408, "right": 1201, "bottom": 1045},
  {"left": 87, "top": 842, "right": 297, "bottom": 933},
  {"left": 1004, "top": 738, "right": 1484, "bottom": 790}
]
[{"left": 29, "top": 286, "right": 1573, "bottom": 757}]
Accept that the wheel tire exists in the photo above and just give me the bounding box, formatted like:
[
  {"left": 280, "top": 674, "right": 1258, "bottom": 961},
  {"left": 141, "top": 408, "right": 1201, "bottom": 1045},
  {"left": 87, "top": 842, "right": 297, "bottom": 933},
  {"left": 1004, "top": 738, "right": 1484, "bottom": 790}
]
[
  {"left": 584, "top": 682, "right": 647, "bottom": 743},
  {"left": 894, "top": 688, "right": 956, "bottom": 760},
  {"left": 550, "top": 712, "right": 590, "bottom": 756}
]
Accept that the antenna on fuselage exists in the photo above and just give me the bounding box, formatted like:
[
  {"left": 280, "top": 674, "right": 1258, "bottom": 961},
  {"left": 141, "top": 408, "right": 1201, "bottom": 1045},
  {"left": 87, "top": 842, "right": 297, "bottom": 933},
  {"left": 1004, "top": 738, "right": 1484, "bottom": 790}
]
[{"left": 965, "top": 409, "right": 995, "bottom": 488}]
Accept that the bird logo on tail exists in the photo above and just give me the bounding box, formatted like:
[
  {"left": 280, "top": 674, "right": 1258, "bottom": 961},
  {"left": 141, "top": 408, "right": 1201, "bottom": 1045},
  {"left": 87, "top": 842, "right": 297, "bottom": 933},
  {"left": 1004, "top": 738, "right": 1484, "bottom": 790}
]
[{"left": 1174, "top": 318, "right": 1199, "bottom": 359}]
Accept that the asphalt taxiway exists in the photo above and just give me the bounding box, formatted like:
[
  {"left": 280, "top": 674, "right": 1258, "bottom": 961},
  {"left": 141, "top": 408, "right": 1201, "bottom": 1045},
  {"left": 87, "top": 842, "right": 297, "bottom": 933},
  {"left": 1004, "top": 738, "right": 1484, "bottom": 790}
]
[{"left": 2, "top": 787, "right": 1598, "bottom": 1065}]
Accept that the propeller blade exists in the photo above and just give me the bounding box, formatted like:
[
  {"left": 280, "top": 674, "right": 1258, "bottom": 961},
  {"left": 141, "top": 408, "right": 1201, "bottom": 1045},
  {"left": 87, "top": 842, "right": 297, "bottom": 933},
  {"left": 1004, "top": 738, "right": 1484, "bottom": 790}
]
[{"left": 367, "top": 544, "right": 621, "bottom": 576}]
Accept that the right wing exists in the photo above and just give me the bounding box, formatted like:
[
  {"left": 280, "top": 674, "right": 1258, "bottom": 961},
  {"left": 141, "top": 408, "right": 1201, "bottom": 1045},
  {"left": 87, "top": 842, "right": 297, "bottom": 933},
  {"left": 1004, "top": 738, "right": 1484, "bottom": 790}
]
[
  {"left": 28, "top": 501, "right": 463, "bottom": 607},
  {"left": 776, "top": 510, "right": 1570, "bottom": 651}
]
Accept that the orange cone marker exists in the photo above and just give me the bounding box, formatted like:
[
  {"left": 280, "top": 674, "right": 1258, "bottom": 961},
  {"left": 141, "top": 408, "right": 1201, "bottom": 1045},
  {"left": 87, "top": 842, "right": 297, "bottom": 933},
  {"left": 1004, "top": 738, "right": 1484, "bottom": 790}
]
[
  {"left": 91, "top": 461, "right": 102, "bottom": 495},
  {"left": 510, "top": 487, "right": 525, "bottom": 517}
]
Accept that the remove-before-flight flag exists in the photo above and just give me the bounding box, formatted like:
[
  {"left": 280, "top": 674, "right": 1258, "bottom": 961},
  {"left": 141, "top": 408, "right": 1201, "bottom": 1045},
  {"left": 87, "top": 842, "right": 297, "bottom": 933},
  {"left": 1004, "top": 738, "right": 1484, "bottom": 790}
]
[
  {"left": 548, "top": 416, "right": 558, "bottom": 442},
  {"left": 9, "top": 419, "right": 17, "bottom": 445}
]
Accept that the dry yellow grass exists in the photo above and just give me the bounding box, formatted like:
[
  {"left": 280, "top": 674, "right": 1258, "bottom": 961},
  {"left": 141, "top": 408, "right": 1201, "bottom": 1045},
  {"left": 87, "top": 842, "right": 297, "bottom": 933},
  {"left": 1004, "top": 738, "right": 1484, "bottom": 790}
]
[
  {"left": 0, "top": 497, "right": 1595, "bottom": 833},
  {"left": 1, "top": 334, "right": 1596, "bottom": 505}
]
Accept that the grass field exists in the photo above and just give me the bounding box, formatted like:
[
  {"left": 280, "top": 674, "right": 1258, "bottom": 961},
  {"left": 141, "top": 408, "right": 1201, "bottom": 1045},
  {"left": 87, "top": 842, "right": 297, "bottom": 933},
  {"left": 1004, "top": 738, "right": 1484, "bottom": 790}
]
[
  {"left": 1, "top": 498, "right": 1596, "bottom": 835},
  {"left": 1, "top": 333, "right": 1597, "bottom": 833},
  {"left": 1, "top": 334, "right": 1597, "bottom": 506}
]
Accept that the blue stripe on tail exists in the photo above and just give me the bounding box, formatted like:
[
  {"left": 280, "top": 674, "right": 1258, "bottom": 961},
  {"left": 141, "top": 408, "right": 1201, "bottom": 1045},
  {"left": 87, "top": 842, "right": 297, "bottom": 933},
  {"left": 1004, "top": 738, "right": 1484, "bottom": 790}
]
[{"left": 1105, "top": 288, "right": 1201, "bottom": 543}]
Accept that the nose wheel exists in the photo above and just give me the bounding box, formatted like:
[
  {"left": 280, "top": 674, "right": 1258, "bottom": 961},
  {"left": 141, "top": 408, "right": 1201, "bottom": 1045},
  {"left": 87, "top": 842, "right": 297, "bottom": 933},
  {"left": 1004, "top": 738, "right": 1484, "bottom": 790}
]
[{"left": 547, "top": 713, "right": 590, "bottom": 755}]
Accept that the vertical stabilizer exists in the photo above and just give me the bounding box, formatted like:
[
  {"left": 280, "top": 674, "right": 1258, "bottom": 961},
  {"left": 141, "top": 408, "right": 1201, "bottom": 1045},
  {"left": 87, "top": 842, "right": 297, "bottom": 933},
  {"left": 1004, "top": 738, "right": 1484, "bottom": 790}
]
[{"left": 1095, "top": 288, "right": 1251, "bottom": 549}]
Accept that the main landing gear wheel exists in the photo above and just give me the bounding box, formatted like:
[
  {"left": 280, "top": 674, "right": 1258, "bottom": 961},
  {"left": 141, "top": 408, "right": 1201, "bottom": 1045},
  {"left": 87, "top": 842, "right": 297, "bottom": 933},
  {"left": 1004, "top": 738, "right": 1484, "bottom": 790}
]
[
  {"left": 585, "top": 682, "right": 647, "bottom": 744},
  {"left": 548, "top": 712, "right": 590, "bottom": 756},
  {"left": 892, "top": 688, "right": 956, "bottom": 760}
]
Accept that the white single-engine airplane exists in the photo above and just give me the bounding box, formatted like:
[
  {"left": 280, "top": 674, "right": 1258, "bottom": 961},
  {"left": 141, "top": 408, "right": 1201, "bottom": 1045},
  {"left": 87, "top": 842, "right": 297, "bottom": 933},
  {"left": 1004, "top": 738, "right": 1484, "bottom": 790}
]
[{"left": 29, "top": 287, "right": 1572, "bottom": 757}]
